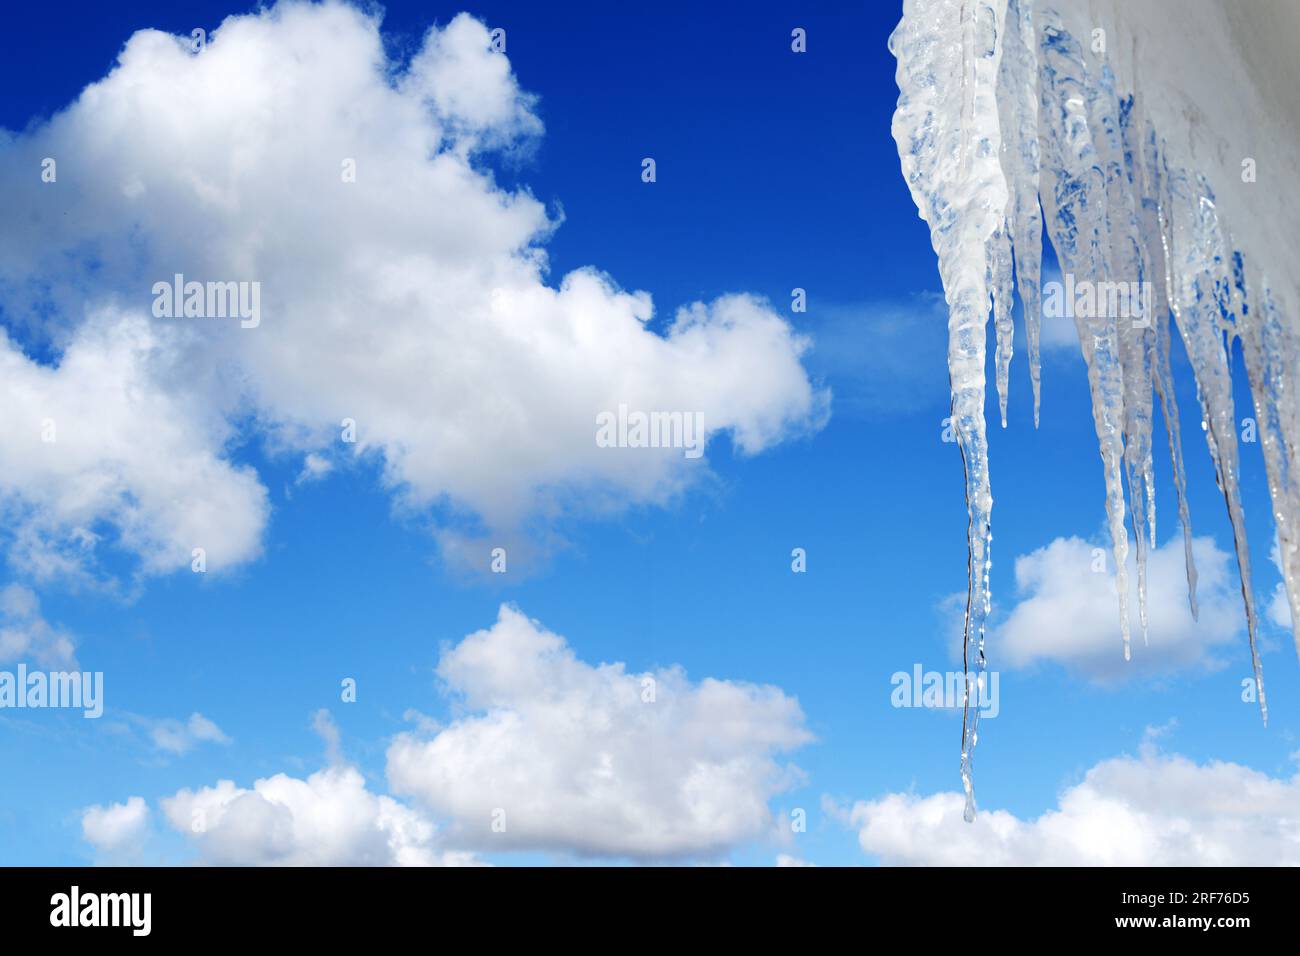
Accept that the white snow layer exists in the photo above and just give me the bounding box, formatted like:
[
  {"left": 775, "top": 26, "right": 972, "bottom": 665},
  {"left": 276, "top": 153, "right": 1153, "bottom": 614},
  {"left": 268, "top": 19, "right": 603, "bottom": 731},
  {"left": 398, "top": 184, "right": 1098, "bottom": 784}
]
[{"left": 890, "top": 0, "right": 1300, "bottom": 819}]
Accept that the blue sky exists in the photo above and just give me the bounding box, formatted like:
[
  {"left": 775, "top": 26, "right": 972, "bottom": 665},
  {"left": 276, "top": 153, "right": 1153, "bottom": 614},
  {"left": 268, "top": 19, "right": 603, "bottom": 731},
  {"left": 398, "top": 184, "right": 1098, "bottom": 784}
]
[{"left": 0, "top": 0, "right": 1297, "bottom": 867}]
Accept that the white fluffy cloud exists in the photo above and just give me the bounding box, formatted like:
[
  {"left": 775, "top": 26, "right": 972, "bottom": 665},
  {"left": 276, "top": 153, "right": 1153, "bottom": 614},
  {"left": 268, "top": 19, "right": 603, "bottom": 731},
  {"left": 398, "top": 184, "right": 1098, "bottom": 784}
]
[
  {"left": 0, "top": 1, "right": 826, "bottom": 577},
  {"left": 0, "top": 583, "right": 77, "bottom": 667},
  {"left": 843, "top": 748, "right": 1300, "bottom": 865},
  {"left": 82, "top": 796, "right": 150, "bottom": 855},
  {"left": 386, "top": 605, "right": 812, "bottom": 859},
  {"left": 988, "top": 535, "right": 1244, "bottom": 680},
  {"left": 77, "top": 606, "right": 810, "bottom": 865},
  {"left": 160, "top": 765, "right": 475, "bottom": 867},
  {"left": 0, "top": 315, "right": 267, "bottom": 578}
]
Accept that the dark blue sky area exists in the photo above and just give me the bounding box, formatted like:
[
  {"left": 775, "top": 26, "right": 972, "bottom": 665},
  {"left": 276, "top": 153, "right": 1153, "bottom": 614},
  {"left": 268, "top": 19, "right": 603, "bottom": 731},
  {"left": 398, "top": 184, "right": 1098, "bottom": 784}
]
[{"left": 0, "top": 1, "right": 930, "bottom": 317}]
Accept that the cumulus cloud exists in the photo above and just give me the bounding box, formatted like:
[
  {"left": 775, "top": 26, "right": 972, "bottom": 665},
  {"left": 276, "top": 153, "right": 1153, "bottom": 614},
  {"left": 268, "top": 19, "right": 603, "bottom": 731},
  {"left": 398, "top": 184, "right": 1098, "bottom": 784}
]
[
  {"left": 986, "top": 535, "right": 1244, "bottom": 680},
  {"left": 402, "top": 12, "right": 542, "bottom": 146},
  {"left": 843, "top": 748, "right": 1300, "bottom": 865},
  {"left": 82, "top": 796, "right": 149, "bottom": 855},
  {"left": 386, "top": 605, "right": 812, "bottom": 859},
  {"left": 160, "top": 765, "right": 475, "bottom": 866},
  {"left": 0, "top": 583, "right": 77, "bottom": 667},
  {"left": 0, "top": 314, "right": 267, "bottom": 580},
  {"left": 0, "top": 1, "right": 826, "bottom": 578},
  {"left": 82, "top": 606, "right": 811, "bottom": 864}
]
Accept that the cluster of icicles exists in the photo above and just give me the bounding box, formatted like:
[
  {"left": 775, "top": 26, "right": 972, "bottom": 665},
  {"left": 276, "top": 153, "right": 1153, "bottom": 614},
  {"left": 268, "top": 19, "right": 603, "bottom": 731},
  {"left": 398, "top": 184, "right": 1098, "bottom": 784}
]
[{"left": 890, "top": 0, "right": 1300, "bottom": 820}]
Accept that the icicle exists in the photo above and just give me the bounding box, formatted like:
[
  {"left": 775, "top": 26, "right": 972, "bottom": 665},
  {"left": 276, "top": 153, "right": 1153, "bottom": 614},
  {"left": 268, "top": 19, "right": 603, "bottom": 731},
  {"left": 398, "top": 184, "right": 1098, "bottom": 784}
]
[
  {"left": 996, "top": 0, "right": 1043, "bottom": 426},
  {"left": 1152, "top": 283, "right": 1202, "bottom": 618},
  {"left": 1142, "top": 127, "right": 1199, "bottom": 618},
  {"left": 889, "top": 0, "right": 1009, "bottom": 821},
  {"left": 990, "top": 224, "right": 1015, "bottom": 427},
  {"left": 1237, "top": 271, "right": 1300, "bottom": 661},
  {"left": 1163, "top": 170, "right": 1267, "bottom": 722},
  {"left": 1035, "top": 17, "right": 1132, "bottom": 660},
  {"left": 893, "top": 0, "right": 1300, "bottom": 815},
  {"left": 1095, "top": 71, "right": 1156, "bottom": 645}
]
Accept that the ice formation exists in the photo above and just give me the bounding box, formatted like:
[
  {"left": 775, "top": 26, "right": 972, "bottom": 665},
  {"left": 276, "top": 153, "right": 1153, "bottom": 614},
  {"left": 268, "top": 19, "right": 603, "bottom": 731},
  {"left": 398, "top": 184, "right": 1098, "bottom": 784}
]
[{"left": 890, "top": 0, "right": 1300, "bottom": 819}]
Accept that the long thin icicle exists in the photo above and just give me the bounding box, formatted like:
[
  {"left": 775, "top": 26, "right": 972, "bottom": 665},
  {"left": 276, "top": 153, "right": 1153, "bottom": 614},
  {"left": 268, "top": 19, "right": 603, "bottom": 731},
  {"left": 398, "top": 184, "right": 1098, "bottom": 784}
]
[
  {"left": 1161, "top": 169, "right": 1267, "bottom": 722},
  {"left": 889, "top": 0, "right": 1008, "bottom": 821},
  {"left": 1096, "top": 72, "right": 1156, "bottom": 645},
  {"left": 1233, "top": 254, "right": 1300, "bottom": 660},
  {"left": 1141, "top": 122, "right": 1199, "bottom": 618},
  {"left": 1238, "top": 276, "right": 1300, "bottom": 661}
]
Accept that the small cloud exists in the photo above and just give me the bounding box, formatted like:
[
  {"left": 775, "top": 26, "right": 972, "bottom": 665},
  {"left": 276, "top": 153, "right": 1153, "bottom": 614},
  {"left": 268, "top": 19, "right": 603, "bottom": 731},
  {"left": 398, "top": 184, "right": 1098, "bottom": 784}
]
[
  {"left": 0, "top": 584, "right": 77, "bottom": 669},
  {"left": 968, "top": 535, "right": 1244, "bottom": 681},
  {"left": 295, "top": 453, "right": 333, "bottom": 485},
  {"left": 402, "top": 708, "right": 442, "bottom": 735},
  {"left": 145, "top": 712, "right": 231, "bottom": 755},
  {"left": 1267, "top": 537, "right": 1293, "bottom": 629},
  {"left": 82, "top": 796, "right": 149, "bottom": 857},
  {"left": 1268, "top": 582, "right": 1291, "bottom": 629},
  {"left": 312, "top": 709, "right": 343, "bottom": 765}
]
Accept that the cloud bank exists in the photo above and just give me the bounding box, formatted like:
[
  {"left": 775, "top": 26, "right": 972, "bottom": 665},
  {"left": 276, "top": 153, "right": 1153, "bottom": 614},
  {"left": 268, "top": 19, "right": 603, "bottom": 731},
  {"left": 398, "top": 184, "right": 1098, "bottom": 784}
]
[{"left": 842, "top": 748, "right": 1300, "bottom": 865}]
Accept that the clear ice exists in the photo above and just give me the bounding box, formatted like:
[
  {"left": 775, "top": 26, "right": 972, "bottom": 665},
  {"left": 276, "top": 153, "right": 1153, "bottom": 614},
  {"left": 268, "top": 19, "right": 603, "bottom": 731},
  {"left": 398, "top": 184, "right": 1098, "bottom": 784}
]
[{"left": 890, "top": 0, "right": 1297, "bottom": 817}]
